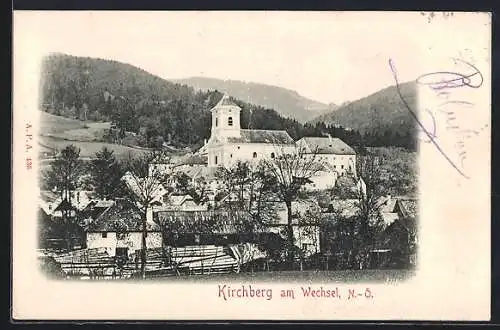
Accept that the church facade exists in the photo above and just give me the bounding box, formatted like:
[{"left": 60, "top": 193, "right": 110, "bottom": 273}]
[{"left": 206, "top": 94, "right": 296, "bottom": 168}]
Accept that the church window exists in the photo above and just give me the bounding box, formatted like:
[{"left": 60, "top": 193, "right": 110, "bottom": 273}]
[
  {"left": 215, "top": 117, "right": 218, "bottom": 127},
  {"left": 215, "top": 156, "right": 218, "bottom": 165},
  {"left": 270, "top": 152, "right": 275, "bottom": 159},
  {"left": 253, "top": 152, "right": 258, "bottom": 158},
  {"left": 228, "top": 117, "right": 233, "bottom": 126}
]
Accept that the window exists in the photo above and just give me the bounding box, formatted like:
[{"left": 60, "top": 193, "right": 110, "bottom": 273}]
[
  {"left": 230, "top": 154, "right": 233, "bottom": 158},
  {"left": 237, "top": 146, "right": 240, "bottom": 150},
  {"left": 102, "top": 232, "right": 107, "bottom": 238},
  {"left": 271, "top": 152, "right": 275, "bottom": 159},
  {"left": 253, "top": 152, "right": 257, "bottom": 158},
  {"left": 341, "top": 165, "right": 344, "bottom": 169},
  {"left": 115, "top": 247, "right": 128, "bottom": 258},
  {"left": 215, "top": 156, "right": 218, "bottom": 165},
  {"left": 333, "top": 165, "right": 336, "bottom": 169},
  {"left": 228, "top": 117, "right": 233, "bottom": 126},
  {"left": 215, "top": 117, "right": 218, "bottom": 127}
]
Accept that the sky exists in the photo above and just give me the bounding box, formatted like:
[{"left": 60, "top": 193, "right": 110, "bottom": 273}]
[{"left": 14, "top": 11, "right": 490, "bottom": 105}]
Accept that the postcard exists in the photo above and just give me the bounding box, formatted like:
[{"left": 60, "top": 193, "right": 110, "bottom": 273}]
[{"left": 12, "top": 11, "right": 491, "bottom": 321}]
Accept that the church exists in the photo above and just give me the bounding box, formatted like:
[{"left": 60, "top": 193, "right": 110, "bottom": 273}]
[{"left": 204, "top": 94, "right": 297, "bottom": 168}]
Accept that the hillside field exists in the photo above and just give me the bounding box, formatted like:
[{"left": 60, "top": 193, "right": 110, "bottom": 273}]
[{"left": 39, "top": 111, "right": 154, "bottom": 159}]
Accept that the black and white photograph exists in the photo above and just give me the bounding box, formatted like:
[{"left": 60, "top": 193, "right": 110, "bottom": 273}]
[{"left": 12, "top": 11, "right": 490, "bottom": 320}]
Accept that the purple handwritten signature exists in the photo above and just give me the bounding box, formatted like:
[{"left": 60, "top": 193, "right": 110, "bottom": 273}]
[{"left": 389, "top": 58, "right": 485, "bottom": 179}]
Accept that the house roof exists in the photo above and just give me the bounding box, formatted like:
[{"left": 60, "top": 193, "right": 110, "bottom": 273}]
[
  {"left": 168, "top": 194, "right": 193, "bottom": 206},
  {"left": 80, "top": 200, "right": 114, "bottom": 220},
  {"left": 39, "top": 190, "right": 59, "bottom": 203},
  {"left": 376, "top": 195, "right": 398, "bottom": 213},
  {"left": 299, "top": 137, "right": 356, "bottom": 155},
  {"left": 86, "top": 199, "right": 160, "bottom": 232},
  {"left": 325, "top": 199, "right": 359, "bottom": 218},
  {"left": 174, "top": 154, "right": 208, "bottom": 167},
  {"left": 380, "top": 212, "right": 400, "bottom": 227},
  {"left": 212, "top": 94, "right": 239, "bottom": 109},
  {"left": 155, "top": 210, "right": 252, "bottom": 234},
  {"left": 227, "top": 129, "right": 295, "bottom": 145},
  {"left": 397, "top": 199, "right": 418, "bottom": 219},
  {"left": 53, "top": 199, "right": 77, "bottom": 212},
  {"left": 178, "top": 165, "right": 219, "bottom": 181}
]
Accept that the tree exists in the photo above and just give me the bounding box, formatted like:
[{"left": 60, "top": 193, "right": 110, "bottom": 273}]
[
  {"left": 42, "top": 144, "right": 84, "bottom": 250},
  {"left": 262, "top": 147, "right": 325, "bottom": 262},
  {"left": 173, "top": 171, "right": 209, "bottom": 205},
  {"left": 215, "top": 161, "right": 277, "bottom": 236},
  {"left": 90, "top": 147, "right": 124, "bottom": 200},
  {"left": 120, "top": 151, "right": 170, "bottom": 278},
  {"left": 354, "top": 153, "right": 388, "bottom": 267}
]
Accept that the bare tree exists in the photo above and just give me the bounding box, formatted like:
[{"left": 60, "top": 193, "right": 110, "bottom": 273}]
[
  {"left": 120, "top": 150, "right": 170, "bottom": 278},
  {"left": 215, "top": 161, "right": 277, "bottom": 235},
  {"left": 354, "top": 152, "right": 387, "bottom": 267},
  {"left": 262, "top": 147, "right": 326, "bottom": 262}
]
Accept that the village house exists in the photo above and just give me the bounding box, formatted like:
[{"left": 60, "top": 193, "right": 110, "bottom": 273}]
[
  {"left": 84, "top": 199, "right": 162, "bottom": 258},
  {"left": 204, "top": 94, "right": 297, "bottom": 168},
  {"left": 271, "top": 200, "right": 323, "bottom": 257},
  {"left": 296, "top": 136, "right": 357, "bottom": 177},
  {"left": 374, "top": 197, "right": 418, "bottom": 267},
  {"left": 39, "top": 190, "right": 94, "bottom": 218},
  {"left": 323, "top": 195, "right": 418, "bottom": 268},
  {"left": 38, "top": 190, "right": 96, "bottom": 250}
]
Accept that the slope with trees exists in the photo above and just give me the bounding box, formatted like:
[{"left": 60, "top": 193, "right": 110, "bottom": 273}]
[
  {"left": 310, "top": 81, "right": 418, "bottom": 150},
  {"left": 172, "top": 76, "right": 337, "bottom": 122}
]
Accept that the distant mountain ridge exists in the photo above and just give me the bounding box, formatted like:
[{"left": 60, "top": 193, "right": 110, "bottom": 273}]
[
  {"left": 39, "top": 53, "right": 417, "bottom": 151},
  {"left": 171, "top": 77, "right": 338, "bottom": 123}
]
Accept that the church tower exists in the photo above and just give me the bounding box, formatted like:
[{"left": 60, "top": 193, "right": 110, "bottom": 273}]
[{"left": 210, "top": 93, "right": 241, "bottom": 139}]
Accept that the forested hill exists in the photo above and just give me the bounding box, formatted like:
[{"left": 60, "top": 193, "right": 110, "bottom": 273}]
[
  {"left": 172, "top": 77, "right": 337, "bottom": 123},
  {"left": 310, "top": 81, "right": 418, "bottom": 149},
  {"left": 39, "top": 53, "right": 415, "bottom": 151},
  {"left": 40, "top": 54, "right": 303, "bottom": 148}
]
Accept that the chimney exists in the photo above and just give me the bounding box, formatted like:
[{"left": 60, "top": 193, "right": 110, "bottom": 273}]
[{"left": 327, "top": 134, "right": 334, "bottom": 148}]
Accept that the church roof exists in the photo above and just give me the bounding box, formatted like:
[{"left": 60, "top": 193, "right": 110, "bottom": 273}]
[
  {"left": 299, "top": 137, "right": 356, "bottom": 155},
  {"left": 212, "top": 93, "right": 239, "bottom": 110},
  {"left": 227, "top": 129, "right": 295, "bottom": 145}
]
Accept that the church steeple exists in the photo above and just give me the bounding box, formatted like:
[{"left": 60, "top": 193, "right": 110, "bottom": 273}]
[{"left": 210, "top": 93, "right": 241, "bottom": 139}]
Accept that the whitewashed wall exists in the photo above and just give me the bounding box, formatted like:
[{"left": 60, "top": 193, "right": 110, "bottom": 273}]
[
  {"left": 304, "top": 171, "right": 338, "bottom": 191},
  {"left": 293, "top": 225, "right": 321, "bottom": 257},
  {"left": 86, "top": 231, "right": 163, "bottom": 256},
  {"left": 266, "top": 226, "right": 321, "bottom": 257},
  {"left": 209, "top": 143, "right": 296, "bottom": 167},
  {"left": 322, "top": 154, "right": 356, "bottom": 175}
]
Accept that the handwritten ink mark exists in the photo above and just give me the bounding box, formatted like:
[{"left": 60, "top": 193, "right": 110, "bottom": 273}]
[
  {"left": 419, "top": 108, "right": 438, "bottom": 143},
  {"left": 388, "top": 58, "right": 470, "bottom": 180},
  {"left": 416, "top": 58, "right": 483, "bottom": 91}
]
